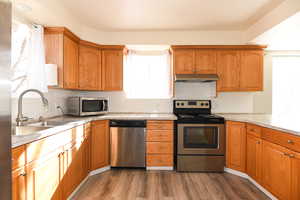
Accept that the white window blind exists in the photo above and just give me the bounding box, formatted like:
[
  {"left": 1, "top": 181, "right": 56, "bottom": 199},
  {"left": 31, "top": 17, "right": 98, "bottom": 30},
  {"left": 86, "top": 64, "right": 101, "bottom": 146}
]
[
  {"left": 272, "top": 56, "right": 300, "bottom": 116},
  {"left": 124, "top": 49, "right": 171, "bottom": 99}
]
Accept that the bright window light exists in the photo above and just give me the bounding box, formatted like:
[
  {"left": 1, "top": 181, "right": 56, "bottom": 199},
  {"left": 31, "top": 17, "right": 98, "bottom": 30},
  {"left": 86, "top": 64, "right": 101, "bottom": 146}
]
[
  {"left": 272, "top": 56, "right": 300, "bottom": 116},
  {"left": 124, "top": 47, "right": 171, "bottom": 99}
]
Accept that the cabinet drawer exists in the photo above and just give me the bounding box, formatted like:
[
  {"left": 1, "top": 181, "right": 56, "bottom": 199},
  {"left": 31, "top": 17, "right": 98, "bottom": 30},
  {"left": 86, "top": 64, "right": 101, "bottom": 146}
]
[
  {"left": 147, "top": 154, "right": 173, "bottom": 166},
  {"left": 12, "top": 145, "right": 26, "bottom": 170},
  {"left": 147, "top": 121, "right": 174, "bottom": 130},
  {"left": 27, "top": 129, "right": 73, "bottom": 163},
  {"left": 262, "top": 128, "right": 300, "bottom": 153},
  {"left": 146, "top": 130, "right": 173, "bottom": 142},
  {"left": 247, "top": 123, "right": 262, "bottom": 138},
  {"left": 147, "top": 142, "right": 173, "bottom": 154}
]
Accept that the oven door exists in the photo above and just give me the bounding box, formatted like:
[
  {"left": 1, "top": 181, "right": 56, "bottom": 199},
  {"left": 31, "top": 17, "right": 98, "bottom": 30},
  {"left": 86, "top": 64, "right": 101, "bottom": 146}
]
[
  {"left": 177, "top": 123, "right": 225, "bottom": 155},
  {"left": 80, "top": 99, "right": 107, "bottom": 116}
]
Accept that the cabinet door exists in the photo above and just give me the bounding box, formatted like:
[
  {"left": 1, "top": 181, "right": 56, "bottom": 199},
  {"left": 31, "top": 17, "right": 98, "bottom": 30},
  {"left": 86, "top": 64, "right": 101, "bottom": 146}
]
[
  {"left": 12, "top": 167, "right": 26, "bottom": 200},
  {"left": 27, "top": 151, "right": 61, "bottom": 200},
  {"left": 91, "top": 120, "right": 109, "bottom": 170},
  {"left": 291, "top": 151, "right": 300, "bottom": 200},
  {"left": 102, "top": 50, "right": 123, "bottom": 91},
  {"left": 262, "top": 140, "right": 291, "bottom": 200},
  {"left": 62, "top": 142, "right": 84, "bottom": 199},
  {"left": 240, "top": 50, "right": 263, "bottom": 91},
  {"left": 246, "top": 134, "right": 262, "bottom": 183},
  {"left": 79, "top": 45, "right": 101, "bottom": 90},
  {"left": 173, "top": 49, "right": 195, "bottom": 74},
  {"left": 63, "top": 35, "right": 79, "bottom": 89},
  {"left": 82, "top": 125, "right": 91, "bottom": 177},
  {"left": 217, "top": 50, "right": 240, "bottom": 91},
  {"left": 195, "top": 50, "right": 217, "bottom": 74},
  {"left": 226, "top": 121, "right": 246, "bottom": 172}
]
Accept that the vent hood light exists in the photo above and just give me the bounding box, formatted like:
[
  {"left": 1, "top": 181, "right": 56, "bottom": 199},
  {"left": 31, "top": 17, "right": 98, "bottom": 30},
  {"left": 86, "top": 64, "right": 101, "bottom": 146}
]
[{"left": 175, "top": 74, "right": 219, "bottom": 82}]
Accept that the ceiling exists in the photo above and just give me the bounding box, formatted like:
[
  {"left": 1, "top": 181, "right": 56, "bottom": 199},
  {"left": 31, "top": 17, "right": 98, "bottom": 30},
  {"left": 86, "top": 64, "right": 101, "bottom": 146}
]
[{"left": 58, "top": 0, "right": 285, "bottom": 31}]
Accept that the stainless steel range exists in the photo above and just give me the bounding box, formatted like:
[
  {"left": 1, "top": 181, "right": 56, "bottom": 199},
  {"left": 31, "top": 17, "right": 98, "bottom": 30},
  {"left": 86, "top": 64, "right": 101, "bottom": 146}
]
[{"left": 174, "top": 100, "right": 225, "bottom": 172}]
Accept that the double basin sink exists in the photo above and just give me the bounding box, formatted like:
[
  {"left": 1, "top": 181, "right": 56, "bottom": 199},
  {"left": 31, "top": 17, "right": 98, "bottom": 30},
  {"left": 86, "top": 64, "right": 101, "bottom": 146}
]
[{"left": 13, "top": 120, "right": 76, "bottom": 136}]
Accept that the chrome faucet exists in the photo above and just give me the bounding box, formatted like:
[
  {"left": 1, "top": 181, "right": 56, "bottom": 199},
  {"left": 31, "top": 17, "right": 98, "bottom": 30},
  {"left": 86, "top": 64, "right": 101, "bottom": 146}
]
[{"left": 16, "top": 89, "right": 49, "bottom": 126}]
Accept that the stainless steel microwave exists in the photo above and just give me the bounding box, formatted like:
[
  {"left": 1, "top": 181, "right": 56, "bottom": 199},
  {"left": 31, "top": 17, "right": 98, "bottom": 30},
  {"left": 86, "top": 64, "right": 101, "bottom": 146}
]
[{"left": 67, "top": 97, "right": 108, "bottom": 116}]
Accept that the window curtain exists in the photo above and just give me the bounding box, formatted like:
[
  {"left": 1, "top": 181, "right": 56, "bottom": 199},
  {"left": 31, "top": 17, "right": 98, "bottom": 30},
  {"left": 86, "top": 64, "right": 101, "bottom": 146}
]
[
  {"left": 11, "top": 22, "right": 47, "bottom": 97},
  {"left": 124, "top": 49, "right": 171, "bottom": 99}
]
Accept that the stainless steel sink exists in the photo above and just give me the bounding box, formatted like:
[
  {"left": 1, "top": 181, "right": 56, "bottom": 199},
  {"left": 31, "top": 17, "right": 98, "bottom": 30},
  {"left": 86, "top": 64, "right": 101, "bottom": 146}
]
[
  {"left": 13, "top": 126, "right": 50, "bottom": 136},
  {"left": 28, "top": 121, "right": 70, "bottom": 127}
]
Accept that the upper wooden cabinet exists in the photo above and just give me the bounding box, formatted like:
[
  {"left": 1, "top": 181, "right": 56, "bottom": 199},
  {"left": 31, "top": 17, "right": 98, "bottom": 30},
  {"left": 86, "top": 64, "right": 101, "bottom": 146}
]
[
  {"left": 79, "top": 43, "right": 101, "bottom": 90},
  {"left": 102, "top": 49, "right": 123, "bottom": 91},
  {"left": 171, "top": 45, "right": 266, "bottom": 92},
  {"left": 45, "top": 27, "right": 124, "bottom": 91},
  {"left": 173, "top": 49, "right": 195, "bottom": 74},
  {"left": 226, "top": 121, "right": 246, "bottom": 172},
  {"left": 44, "top": 27, "right": 80, "bottom": 89},
  {"left": 195, "top": 50, "right": 217, "bottom": 74},
  {"left": 217, "top": 50, "right": 240, "bottom": 91},
  {"left": 240, "top": 50, "right": 263, "bottom": 91}
]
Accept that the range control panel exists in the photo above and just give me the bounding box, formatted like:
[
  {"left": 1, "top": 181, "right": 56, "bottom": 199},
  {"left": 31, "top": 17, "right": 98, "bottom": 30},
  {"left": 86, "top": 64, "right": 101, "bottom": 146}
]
[{"left": 175, "top": 100, "right": 210, "bottom": 109}]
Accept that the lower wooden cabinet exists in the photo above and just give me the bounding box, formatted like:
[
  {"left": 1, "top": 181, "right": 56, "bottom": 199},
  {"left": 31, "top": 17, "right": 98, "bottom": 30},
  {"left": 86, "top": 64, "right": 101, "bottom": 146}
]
[
  {"left": 26, "top": 150, "right": 62, "bottom": 200},
  {"left": 262, "top": 140, "right": 291, "bottom": 200},
  {"left": 246, "top": 134, "right": 262, "bottom": 184},
  {"left": 12, "top": 167, "right": 26, "bottom": 200},
  {"left": 91, "top": 120, "right": 110, "bottom": 170},
  {"left": 226, "top": 121, "right": 246, "bottom": 172},
  {"left": 291, "top": 152, "right": 300, "bottom": 200}
]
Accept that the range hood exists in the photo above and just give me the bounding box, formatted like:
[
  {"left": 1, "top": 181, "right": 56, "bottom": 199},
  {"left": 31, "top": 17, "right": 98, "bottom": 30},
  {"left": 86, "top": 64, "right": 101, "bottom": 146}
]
[{"left": 175, "top": 74, "right": 219, "bottom": 82}]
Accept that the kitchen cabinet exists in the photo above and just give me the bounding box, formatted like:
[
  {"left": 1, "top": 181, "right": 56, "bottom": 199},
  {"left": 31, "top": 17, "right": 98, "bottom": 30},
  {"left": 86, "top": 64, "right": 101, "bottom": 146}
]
[
  {"left": 26, "top": 150, "right": 62, "bottom": 200},
  {"left": 146, "top": 121, "right": 174, "bottom": 167},
  {"left": 44, "top": 27, "right": 80, "bottom": 89},
  {"left": 91, "top": 120, "right": 110, "bottom": 170},
  {"left": 195, "top": 50, "right": 217, "bottom": 74},
  {"left": 102, "top": 49, "right": 123, "bottom": 91},
  {"left": 79, "top": 43, "right": 102, "bottom": 90},
  {"left": 226, "top": 121, "right": 246, "bottom": 172},
  {"left": 217, "top": 50, "right": 240, "bottom": 91},
  {"left": 12, "top": 167, "right": 26, "bottom": 200},
  {"left": 173, "top": 49, "right": 195, "bottom": 74},
  {"left": 240, "top": 50, "right": 263, "bottom": 91},
  {"left": 291, "top": 151, "right": 300, "bottom": 200},
  {"left": 83, "top": 122, "right": 91, "bottom": 176},
  {"left": 246, "top": 134, "right": 262, "bottom": 183},
  {"left": 262, "top": 140, "right": 291, "bottom": 200}
]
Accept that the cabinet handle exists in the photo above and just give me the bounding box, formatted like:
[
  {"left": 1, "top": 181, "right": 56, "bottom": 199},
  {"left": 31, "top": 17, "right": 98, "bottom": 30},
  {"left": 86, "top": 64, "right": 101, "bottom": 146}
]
[
  {"left": 289, "top": 154, "right": 295, "bottom": 158},
  {"left": 283, "top": 152, "right": 289, "bottom": 156},
  {"left": 20, "top": 172, "right": 26, "bottom": 177},
  {"left": 287, "top": 140, "right": 294, "bottom": 144}
]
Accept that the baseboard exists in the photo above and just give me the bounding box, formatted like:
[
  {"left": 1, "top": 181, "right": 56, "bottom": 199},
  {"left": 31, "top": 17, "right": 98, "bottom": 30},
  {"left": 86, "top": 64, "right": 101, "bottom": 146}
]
[
  {"left": 67, "top": 166, "right": 111, "bottom": 199},
  {"left": 67, "top": 175, "right": 89, "bottom": 200},
  {"left": 224, "top": 167, "right": 278, "bottom": 200},
  {"left": 146, "top": 166, "right": 174, "bottom": 171},
  {"left": 89, "top": 166, "right": 111, "bottom": 176}
]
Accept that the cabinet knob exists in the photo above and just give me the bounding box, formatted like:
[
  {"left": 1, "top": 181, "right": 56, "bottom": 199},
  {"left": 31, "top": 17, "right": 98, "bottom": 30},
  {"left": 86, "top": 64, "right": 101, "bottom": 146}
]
[
  {"left": 283, "top": 152, "right": 289, "bottom": 156},
  {"left": 289, "top": 154, "right": 295, "bottom": 158},
  {"left": 287, "top": 140, "right": 294, "bottom": 144}
]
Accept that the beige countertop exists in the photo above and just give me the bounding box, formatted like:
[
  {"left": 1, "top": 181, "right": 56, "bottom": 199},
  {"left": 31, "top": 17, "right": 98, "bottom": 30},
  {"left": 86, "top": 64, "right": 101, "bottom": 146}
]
[
  {"left": 218, "top": 113, "right": 300, "bottom": 136},
  {"left": 12, "top": 113, "right": 177, "bottom": 148}
]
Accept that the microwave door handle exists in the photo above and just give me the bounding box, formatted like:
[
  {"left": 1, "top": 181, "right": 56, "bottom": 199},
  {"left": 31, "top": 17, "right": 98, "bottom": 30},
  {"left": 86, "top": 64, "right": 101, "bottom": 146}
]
[{"left": 103, "top": 101, "right": 107, "bottom": 111}]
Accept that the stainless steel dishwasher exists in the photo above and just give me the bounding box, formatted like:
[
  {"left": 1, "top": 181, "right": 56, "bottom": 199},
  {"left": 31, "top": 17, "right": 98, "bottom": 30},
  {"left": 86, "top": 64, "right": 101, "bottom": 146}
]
[{"left": 110, "top": 120, "right": 146, "bottom": 167}]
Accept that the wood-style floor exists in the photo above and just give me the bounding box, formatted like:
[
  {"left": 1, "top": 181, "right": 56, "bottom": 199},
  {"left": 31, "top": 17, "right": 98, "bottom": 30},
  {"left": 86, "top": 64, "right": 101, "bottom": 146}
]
[{"left": 72, "top": 169, "right": 270, "bottom": 200}]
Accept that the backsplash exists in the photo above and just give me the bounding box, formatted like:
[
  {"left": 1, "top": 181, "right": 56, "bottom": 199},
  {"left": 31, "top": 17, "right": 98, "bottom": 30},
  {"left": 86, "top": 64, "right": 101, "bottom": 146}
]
[{"left": 11, "top": 89, "right": 76, "bottom": 123}]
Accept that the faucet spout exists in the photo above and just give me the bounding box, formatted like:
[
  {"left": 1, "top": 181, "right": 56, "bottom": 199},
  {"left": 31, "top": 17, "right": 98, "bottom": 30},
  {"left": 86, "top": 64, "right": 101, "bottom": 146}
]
[{"left": 16, "top": 89, "right": 49, "bottom": 126}]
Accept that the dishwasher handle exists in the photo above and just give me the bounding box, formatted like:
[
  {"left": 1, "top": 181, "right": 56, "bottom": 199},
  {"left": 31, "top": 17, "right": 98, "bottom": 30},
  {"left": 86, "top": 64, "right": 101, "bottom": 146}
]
[{"left": 110, "top": 120, "right": 146, "bottom": 128}]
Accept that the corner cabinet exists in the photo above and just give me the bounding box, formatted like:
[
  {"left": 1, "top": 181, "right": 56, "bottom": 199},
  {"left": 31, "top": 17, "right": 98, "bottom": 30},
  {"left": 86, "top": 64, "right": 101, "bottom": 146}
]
[
  {"left": 44, "top": 27, "right": 124, "bottom": 91},
  {"left": 44, "top": 27, "right": 80, "bottom": 89},
  {"left": 102, "top": 49, "right": 124, "bottom": 91}
]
